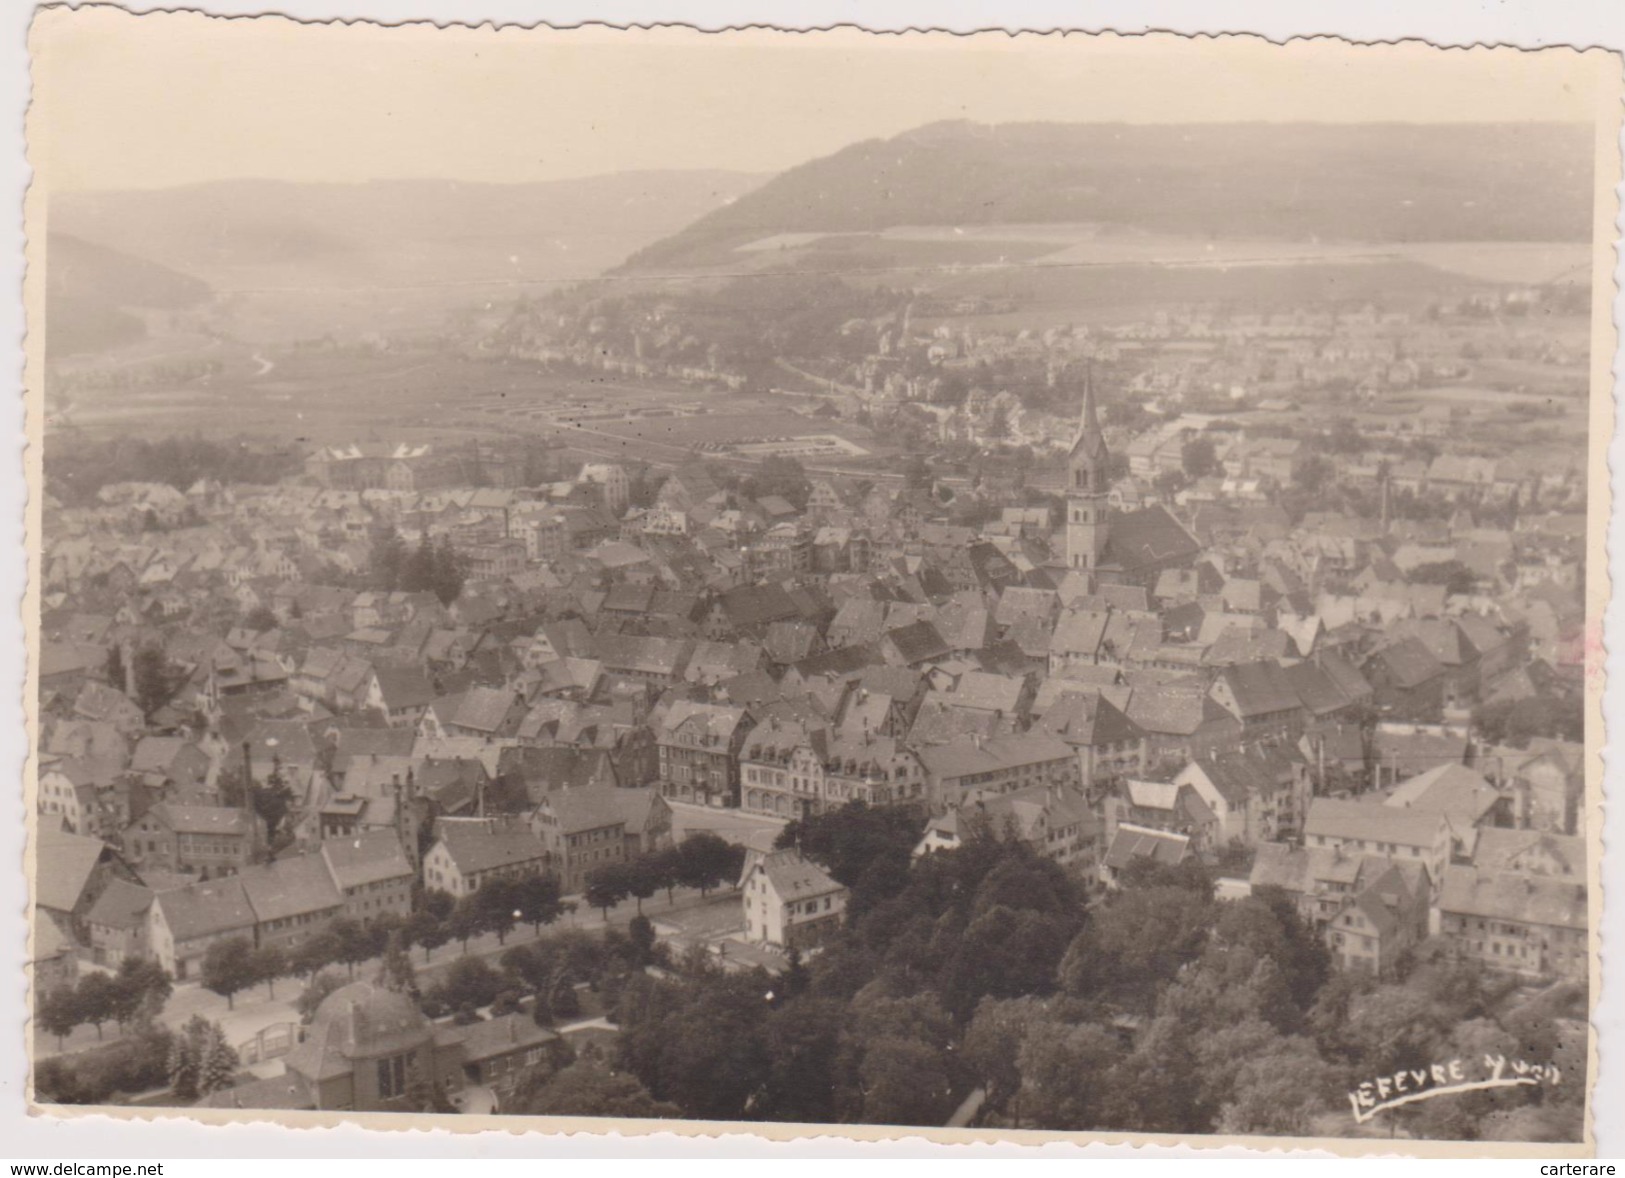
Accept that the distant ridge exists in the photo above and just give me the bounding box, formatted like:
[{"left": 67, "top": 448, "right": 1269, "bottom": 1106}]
[
  {"left": 51, "top": 170, "right": 767, "bottom": 292},
  {"left": 45, "top": 232, "right": 212, "bottom": 358},
  {"left": 620, "top": 121, "right": 1592, "bottom": 273}
]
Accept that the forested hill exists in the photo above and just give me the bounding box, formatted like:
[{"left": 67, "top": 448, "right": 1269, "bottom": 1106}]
[
  {"left": 621, "top": 121, "right": 1592, "bottom": 272},
  {"left": 46, "top": 233, "right": 213, "bottom": 358}
]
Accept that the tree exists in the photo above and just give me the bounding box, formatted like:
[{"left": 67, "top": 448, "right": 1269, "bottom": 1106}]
[
  {"left": 627, "top": 915, "right": 657, "bottom": 967},
  {"left": 1409, "top": 559, "right": 1477, "bottom": 597},
  {"left": 1216, "top": 1035, "right": 1339, "bottom": 1137},
  {"left": 243, "top": 605, "right": 279, "bottom": 632},
  {"left": 1294, "top": 453, "right": 1334, "bottom": 496},
  {"left": 250, "top": 944, "right": 288, "bottom": 1000},
  {"left": 963, "top": 996, "right": 1052, "bottom": 1127},
  {"left": 745, "top": 455, "right": 812, "bottom": 510},
  {"left": 515, "top": 873, "right": 563, "bottom": 933},
  {"left": 131, "top": 645, "right": 182, "bottom": 719},
  {"left": 1182, "top": 436, "right": 1218, "bottom": 480},
  {"left": 166, "top": 1023, "right": 200, "bottom": 1102},
  {"left": 368, "top": 526, "right": 408, "bottom": 591},
  {"left": 196, "top": 1020, "right": 239, "bottom": 1096},
  {"left": 776, "top": 803, "right": 919, "bottom": 900},
  {"left": 623, "top": 857, "right": 661, "bottom": 915},
  {"left": 986, "top": 405, "right": 1010, "bottom": 441},
  {"left": 474, "top": 877, "right": 521, "bottom": 946},
  {"left": 754, "top": 997, "right": 846, "bottom": 1124},
  {"left": 327, "top": 918, "right": 369, "bottom": 977},
  {"left": 407, "top": 906, "right": 451, "bottom": 963},
  {"left": 289, "top": 927, "right": 340, "bottom": 980},
  {"left": 376, "top": 931, "right": 418, "bottom": 996},
  {"left": 75, "top": 972, "right": 121, "bottom": 1041},
  {"left": 109, "top": 956, "right": 170, "bottom": 1029},
  {"left": 903, "top": 454, "right": 933, "bottom": 491},
  {"left": 1015, "top": 1018, "right": 1125, "bottom": 1130},
  {"left": 584, "top": 864, "right": 630, "bottom": 919},
  {"left": 201, "top": 936, "right": 257, "bottom": 1010},
  {"left": 446, "top": 896, "right": 484, "bottom": 954},
  {"left": 435, "top": 955, "right": 501, "bottom": 1013},
  {"left": 1060, "top": 884, "right": 1215, "bottom": 1011},
  {"left": 646, "top": 847, "right": 682, "bottom": 905},
  {"left": 102, "top": 644, "right": 126, "bottom": 690},
  {"left": 857, "top": 1035, "right": 958, "bottom": 1127},
  {"left": 250, "top": 756, "right": 295, "bottom": 847},
  {"left": 39, "top": 984, "right": 82, "bottom": 1050},
  {"left": 431, "top": 535, "right": 468, "bottom": 606},
  {"left": 166, "top": 1014, "right": 236, "bottom": 1102},
  {"left": 512, "top": 1058, "right": 678, "bottom": 1118},
  {"left": 295, "top": 969, "right": 346, "bottom": 1024}
]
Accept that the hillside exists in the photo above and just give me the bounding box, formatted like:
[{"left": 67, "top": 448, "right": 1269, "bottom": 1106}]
[
  {"left": 52, "top": 170, "right": 766, "bottom": 294},
  {"left": 45, "top": 233, "right": 212, "bottom": 358},
  {"left": 622, "top": 121, "right": 1592, "bottom": 273}
]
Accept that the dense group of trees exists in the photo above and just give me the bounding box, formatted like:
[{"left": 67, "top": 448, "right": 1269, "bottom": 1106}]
[
  {"left": 367, "top": 526, "right": 469, "bottom": 606},
  {"left": 166, "top": 1014, "right": 240, "bottom": 1102},
  {"left": 34, "top": 1020, "right": 187, "bottom": 1106},
  {"left": 1471, "top": 696, "right": 1585, "bottom": 748},
  {"left": 582, "top": 834, "right": 746, "bottom": 919},
  {"left": 44, "top": 432, "right": 300, "bottom": 507},
  {"left": 37, "top": 956, "right": 173, "bottom": 1049},
  {"left": 570, "top": 802, "right": 1584, "bottom": 1141}
]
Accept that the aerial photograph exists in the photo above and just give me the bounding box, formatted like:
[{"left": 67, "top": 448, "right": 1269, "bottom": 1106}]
[{"left": 25, "top": 12, "right": 1608, "bottom": 1149}]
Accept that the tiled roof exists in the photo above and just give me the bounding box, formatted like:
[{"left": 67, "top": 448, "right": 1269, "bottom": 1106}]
[
  {"left": 435, "top": 818, "right": 548, "bottom": 876},
  {"left": 372, "top": 665, "right": 435, "bottom": 712},
  {"left": 1368, "top": 637, "right": 1444, "bottom": 689},
  {"left": 154, "top": 877, "right": 256, "bottom": 943},
  {"left": 1384, "top": 763, "right": 1502, "bottom": 823},
  {"left": 150, "top": 803, "right": 252, "bottom": 838},
  {"left": 84, "top": 876, "right": 154, "bottom": 930},
  {"left": 451, "top": 686, "right": 521, "bottom": 734},
  {"left": 884, "top": 620, "right": 951, "bottom": 665},
  {"left": 1103, "top": 824, "right": 1191, "bottom": 870},
  {"left": 1438, "top": 865, "right": 1586, "bottom": 932},
  {"left": 34, "top": 826, "right": 110, "bottom": 913},
  {"left": 752, "top": 849, "right": 845, "bottom": 900},
  {"left": 1103, "top": 505, "right": 1201, "bottom": 574},
  {"left": 240, "top": 853, "right": 345, "bottom": 924},
  {"left": 1217, "top": 660, "right": 1302, "bottom": 718},
  {"left": 1305, "top": 797, "right": 1446, "bottom": 850},
  {"left": 320, "top": 830, "right": 415, "bottom": 890}
]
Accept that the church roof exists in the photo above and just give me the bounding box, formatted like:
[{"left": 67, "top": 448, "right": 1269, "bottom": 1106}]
[{"left": 1070, "top": 371, "right": 1110, "bottom": 466}]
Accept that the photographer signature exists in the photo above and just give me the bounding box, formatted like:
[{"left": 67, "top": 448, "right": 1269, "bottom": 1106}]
[{"left": 1348, "top": 1054, "right": 1561, "bottom": 1124}]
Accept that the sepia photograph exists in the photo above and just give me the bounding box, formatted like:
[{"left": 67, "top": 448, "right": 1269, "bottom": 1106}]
[{"left": 20, "top": 7, "right": 1620, "bottom": 1155}]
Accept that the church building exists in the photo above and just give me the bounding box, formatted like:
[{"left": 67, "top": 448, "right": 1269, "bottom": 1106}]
[{"left": 1065, "top": 373, "right": 1201, "bottom": 588}]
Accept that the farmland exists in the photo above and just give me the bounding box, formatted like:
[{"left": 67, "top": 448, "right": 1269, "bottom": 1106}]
[{"left": 49, "top": 345, "right": 895, "bottom": 474}]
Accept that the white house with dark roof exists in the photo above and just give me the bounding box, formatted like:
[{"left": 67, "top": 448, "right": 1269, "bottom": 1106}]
[
  {"left": 1437, "top": 865, "right": 1587, "bottom": 981},
  {"left": 422, "top": 817, "right": 548, "bottom": 898},
  {"left": 84, "top": 877, "right": 155, "bottom": 967},
  {"left": 239, "top": 853, "right": 345, "bottom": 954},
  {"left": 739, "top": 848, "right": 847, "bottom": 950},
  {"left": 123, "top": 802, "right": 256, "bottom": 876},
  {"left": 365, "top": 665, "right": 437, "bottom": 727},
  {"left": 147, "top": 877, "right": 258, "bottom": 979},
  {"left": 1303, "top": 796, "right": 1450, "bottom": 896}
]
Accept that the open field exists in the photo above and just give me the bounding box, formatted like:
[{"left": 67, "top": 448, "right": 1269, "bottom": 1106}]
[
  {"left": 48, "top": 347, "right": 899, "bottom": 476},
  {"left": 731, "top": 224, "right": 1588, "bottom": 288}
]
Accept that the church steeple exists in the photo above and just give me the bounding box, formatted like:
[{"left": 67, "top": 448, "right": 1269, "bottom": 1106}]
[
  {"left": 1066, "top": 366, "right": 1112, "bottom": 572},
  {"left": 1069, "top": 365, "right": 1110, "bottom": 495}
]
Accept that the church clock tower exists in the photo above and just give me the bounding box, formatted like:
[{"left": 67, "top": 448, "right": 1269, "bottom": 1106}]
[{"left": 1066, "top": 370, "right": 1111, "bottom": 571}]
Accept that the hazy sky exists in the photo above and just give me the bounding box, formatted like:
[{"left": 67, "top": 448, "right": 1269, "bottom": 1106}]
[{"left": 31, "top": 7, "right": 1617, "bottom": 192}]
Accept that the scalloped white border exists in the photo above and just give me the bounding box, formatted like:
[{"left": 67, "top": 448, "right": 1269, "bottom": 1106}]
[{"left": 7, "top": 3, "right": 1624, "bottom": 1160}]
